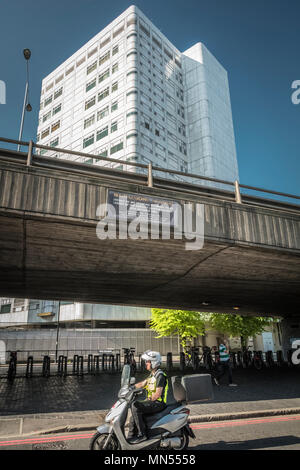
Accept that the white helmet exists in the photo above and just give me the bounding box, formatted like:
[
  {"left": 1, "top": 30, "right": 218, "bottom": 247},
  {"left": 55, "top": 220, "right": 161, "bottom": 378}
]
[{"left": 141, "top": 350, "right": 162, "bottom": 369}]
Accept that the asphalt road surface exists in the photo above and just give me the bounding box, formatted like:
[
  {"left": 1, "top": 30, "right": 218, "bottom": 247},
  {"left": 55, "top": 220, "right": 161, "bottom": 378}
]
[{"left": 1, "top": 414, "right": 300, "bottom": 451}]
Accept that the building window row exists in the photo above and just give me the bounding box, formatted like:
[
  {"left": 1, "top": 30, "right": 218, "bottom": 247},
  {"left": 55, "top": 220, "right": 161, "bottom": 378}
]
[
  {"left": 40, "top": 120, "right": 61, "bottom": 140},
  {"left": 86, "top": 48, "right": 121, "bottom": 77},
  {"left": 83, "top": 128, "right": 124, "bottom": 155},
  {"left": 43, "top": 87, "right": 63, "bottom": 109}
]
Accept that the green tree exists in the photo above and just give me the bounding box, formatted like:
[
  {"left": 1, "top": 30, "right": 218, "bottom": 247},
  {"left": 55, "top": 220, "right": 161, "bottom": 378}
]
[
  {"left": 204, "top": 313, "right": 276, "bottom": 348},
  {"left": 150, "top": 308, "right": 206, "bottom": 351}
]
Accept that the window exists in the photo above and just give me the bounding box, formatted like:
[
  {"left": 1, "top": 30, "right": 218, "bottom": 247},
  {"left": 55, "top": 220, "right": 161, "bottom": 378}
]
[
  {"left": 88, "top": 46, "right": 97, "bottom": 58},
  {"left": 97, "top": 106, "right": 109, "bottom": 121},
  {"left": 100, "top": 36, "right": 110, "bottom": 48},
  {"left": 98, "top": 147, "right": 108, "bottom": 157},
  {"left": 76, "top": 56, "right": 86, "bottom": 67},
  {"left": 111, "top": 101, "right": 118, "bottom": 112},
  {"left": 41, "top": 128, "right": 50, "bottom": 139},
  {"left": 111, "top": 121, "right": 118, "bottom": 132},
  {"left": 66, "top": 65, "right": 74, "bottom": 76},
  {"left": 112, "top": 45, "right": 119, "bottom": 56},
  {"left": 54, "top": 87, "right": 63, "bottom": 100},
  {"left": 87, "top": 61, "right": 97, "bottom": 75},
  {"left": 44, "top": 95, "right": 53, "bottom": 107},
  {"left": 86, "top": 78, "right": 96, "bottom": 92},
  {"left": 50, "top": 137, "right": 59, "bottom": 147},
  {"left": 85, "top": 158, "right": 94, "bottom": 164},
  {"left": 110, "top": 141, "right": 123, "bottom": 154},
  {"left": 46, "top": 82, "right": 53, "bottom": 92},
  {"left": 111, "top": 81, "right": 118, "bottom": 93},
  {"left": 99, "top": 50, "right": 110, "bottom": 66},
  {"left": 0, "top": 304, "right": 11, "bottom": 314},
  {"left": 55, "top": 74, "right": 64, "bottom": 84},
  {"left": 96, "top": 126, "right": 108, "bottom": 141},
  {"left": 53, "top": 103, "right": 61, "bottom": 115},
  {"left": 112, "top": 62, "right": 119, "bottom": 74},
  {"left": 85, "top": 96, "right": 96, "bottom": 110},
  {"left": 99, "top": 68, "right": 110, "bottom": 83},
  {"left": 43, "top": 111, "right": 51, "bottom": 122},
  {"left": 83, "top": 134, "right": 94, "bottom": 148},
  {"left": 84, "top": 114, "right": 95, "bottom": 129},
  {"left": 51, "top": 120, "right": 60, "bottom": 132},
  {"left": 113, "top": 23, "right": 124, "bottom": 38},
  {"left": 98, "top": 87, "right": 109, "bottom": 102}
]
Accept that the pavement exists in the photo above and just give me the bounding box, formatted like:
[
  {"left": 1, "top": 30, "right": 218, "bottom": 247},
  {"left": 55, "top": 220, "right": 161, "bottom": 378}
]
[{"left": 0, "top": 367, "right": 299, "bottom": 438}]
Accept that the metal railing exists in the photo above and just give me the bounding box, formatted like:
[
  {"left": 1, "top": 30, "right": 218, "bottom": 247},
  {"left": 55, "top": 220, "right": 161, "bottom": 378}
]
[{"left": 0, "top": 137, "right": 299, "bottom": 208}]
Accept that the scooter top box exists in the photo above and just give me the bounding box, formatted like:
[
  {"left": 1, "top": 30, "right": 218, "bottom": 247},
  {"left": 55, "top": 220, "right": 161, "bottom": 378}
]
[{"left": 172, "top": 374, "right": 214, "bottom": 404}]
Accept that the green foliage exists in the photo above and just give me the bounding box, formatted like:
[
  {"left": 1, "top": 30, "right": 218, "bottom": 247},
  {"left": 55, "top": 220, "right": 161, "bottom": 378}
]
[
  {"left": 150, "top": 309, "right": 277, "bottom": 350},
  {"left": 150, "top": 308, "right": 206, "bottom": 350},
  {"left": 204, "top": 313, "right": 276, "bottom": 347}
]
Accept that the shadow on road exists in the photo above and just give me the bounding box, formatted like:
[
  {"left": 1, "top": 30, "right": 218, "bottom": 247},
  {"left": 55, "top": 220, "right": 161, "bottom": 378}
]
[{"left": 193, "top": 435, "right": 300, "bottom": 450}]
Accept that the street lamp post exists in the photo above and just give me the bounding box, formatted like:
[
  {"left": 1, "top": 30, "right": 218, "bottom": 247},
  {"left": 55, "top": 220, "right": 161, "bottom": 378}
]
[{"left": 17, "top": 48, "right": 32, "bottom": 151}]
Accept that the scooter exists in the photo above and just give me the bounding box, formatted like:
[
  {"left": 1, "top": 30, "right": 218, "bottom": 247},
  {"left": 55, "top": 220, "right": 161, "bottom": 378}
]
[{"left": 90, "top": 364, "right": 196, "bottom": 450}]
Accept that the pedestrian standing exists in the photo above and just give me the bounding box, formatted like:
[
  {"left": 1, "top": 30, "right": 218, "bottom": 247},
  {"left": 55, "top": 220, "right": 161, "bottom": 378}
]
[{"left": 217, "top": 338, "right": 237, "bottom": 386}]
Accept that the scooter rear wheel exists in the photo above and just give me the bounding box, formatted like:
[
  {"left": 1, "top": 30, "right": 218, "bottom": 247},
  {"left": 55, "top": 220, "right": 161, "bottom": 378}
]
[{"left": 90, "top": 432, "right": 119, "bottom": 450}]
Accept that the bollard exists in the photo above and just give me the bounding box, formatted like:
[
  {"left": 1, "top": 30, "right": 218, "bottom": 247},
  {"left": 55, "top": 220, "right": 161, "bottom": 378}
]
[
  {"left": 102, "top": 353, "right": 107, "bottom": 371},
  {"left": 88, "top": 354, "right": 93, "bottom": 373},
  {"left": 109, "top": 354, "right": 115, "bottom": 371},
  {"left": 276, "top": 350, "right": 284, "bottom": 367},
  {"left": 26, "top": 356, "right": 33, "bottom": 378},
  {"left": 179, "top": 352, "right": 185, "bottom": 371},
  {"left": 94, "top": 355, "right": 100, "bottom": 374},
  {"left": 166, "top": 352, "right": 173, "bottom": 371},
  {"left": 63, "top": 356, "right": 67, "bottom": 376},
  {"left": 73, "top": 355, "right": 79, "bottom": 375},
  {"left": 57, "top": 355, "right": 66, "bottom": 376},
  {"left": 116, "top": 353, "right": 121, "bottom": 371},
  {"left": 42, "top": 355, "right": 50, "bottom": 377},
  {"left": 78, "top": 356, "right": 83, "bottom": 375}
]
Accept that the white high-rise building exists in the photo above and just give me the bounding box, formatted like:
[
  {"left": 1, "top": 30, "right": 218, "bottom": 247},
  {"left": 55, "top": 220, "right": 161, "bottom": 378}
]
[{"left": 37, "top": 5, "right": 239, "bottom": 184}]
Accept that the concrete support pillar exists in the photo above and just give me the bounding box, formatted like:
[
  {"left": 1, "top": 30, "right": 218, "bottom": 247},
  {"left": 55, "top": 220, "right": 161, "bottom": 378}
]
[{"left": 280, "top": 317, "right": 300, "bottom": 361}]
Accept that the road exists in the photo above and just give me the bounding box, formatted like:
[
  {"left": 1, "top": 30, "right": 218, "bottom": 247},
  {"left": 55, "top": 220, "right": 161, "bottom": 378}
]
[{"left": 0, "top": 414, "right": 300, "bottom": 451}]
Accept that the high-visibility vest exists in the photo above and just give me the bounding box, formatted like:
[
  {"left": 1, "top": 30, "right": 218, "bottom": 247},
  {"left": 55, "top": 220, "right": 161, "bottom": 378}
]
[{"left": 144, "top": 369, "right": 168, "bottom": 403}]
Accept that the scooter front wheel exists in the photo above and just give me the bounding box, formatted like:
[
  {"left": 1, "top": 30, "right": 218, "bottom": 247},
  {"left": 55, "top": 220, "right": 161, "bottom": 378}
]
[{"left": 90, "top": 432, "right": 119, "bottom": 450}]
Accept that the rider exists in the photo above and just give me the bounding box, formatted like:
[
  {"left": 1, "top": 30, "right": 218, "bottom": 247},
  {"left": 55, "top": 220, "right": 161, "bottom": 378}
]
[{"left": 127, "top": 350, "right": 168, "bottom": 444}]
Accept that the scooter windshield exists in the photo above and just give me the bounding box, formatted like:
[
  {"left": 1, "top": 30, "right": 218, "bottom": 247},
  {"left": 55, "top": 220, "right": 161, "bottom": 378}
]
[{"left": 121, "top": 364, "right": 131, "bottom": 388}]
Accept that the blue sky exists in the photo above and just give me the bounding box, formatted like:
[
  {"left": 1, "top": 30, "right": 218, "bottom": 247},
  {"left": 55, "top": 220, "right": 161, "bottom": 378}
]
[{"left": 0, "top": 0, "right": 299, "bottom": 199}]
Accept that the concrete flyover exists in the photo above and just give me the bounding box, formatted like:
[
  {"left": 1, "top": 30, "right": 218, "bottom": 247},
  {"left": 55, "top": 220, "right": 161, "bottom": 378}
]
[{"left": 0, "top": 147, "right": 299, "bottom": 317}]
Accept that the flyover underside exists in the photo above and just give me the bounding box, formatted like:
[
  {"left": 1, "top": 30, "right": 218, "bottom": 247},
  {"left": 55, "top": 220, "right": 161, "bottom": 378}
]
[{"left": 0, "top": 212, "right": 299, "bottom": 316}]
